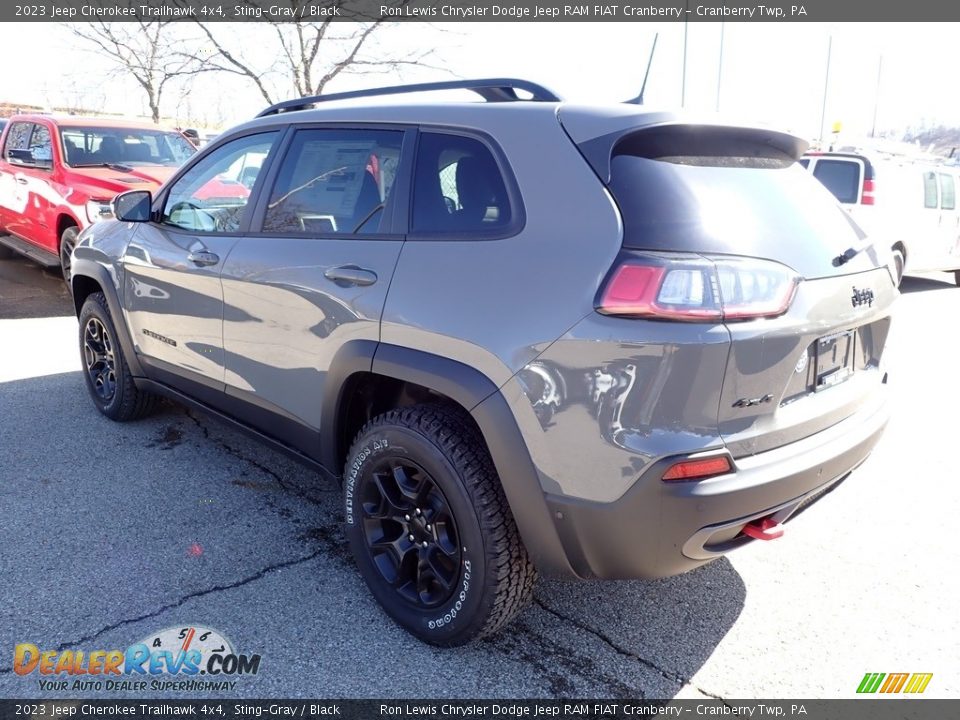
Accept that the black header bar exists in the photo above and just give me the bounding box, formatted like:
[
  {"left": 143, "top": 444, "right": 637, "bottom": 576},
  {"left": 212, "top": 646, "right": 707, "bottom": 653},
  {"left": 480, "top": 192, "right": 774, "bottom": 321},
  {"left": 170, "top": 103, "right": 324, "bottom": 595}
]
[{"left": 4, "top": 0, "right": 960, "bottom": 23}]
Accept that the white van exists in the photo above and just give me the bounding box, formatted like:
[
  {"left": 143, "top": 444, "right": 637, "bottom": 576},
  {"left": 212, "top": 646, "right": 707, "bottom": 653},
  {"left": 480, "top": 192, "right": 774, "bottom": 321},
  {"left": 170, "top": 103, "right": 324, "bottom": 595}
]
[{"left": 801, "top": 151, "right": 960, "bottom": 286}]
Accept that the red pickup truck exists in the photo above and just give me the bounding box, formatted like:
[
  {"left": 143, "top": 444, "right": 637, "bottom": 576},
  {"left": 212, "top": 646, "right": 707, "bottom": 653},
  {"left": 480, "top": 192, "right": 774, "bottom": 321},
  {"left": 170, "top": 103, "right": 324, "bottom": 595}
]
[{"left": 0, "top": 115, "right": 199, "bottom": 285}]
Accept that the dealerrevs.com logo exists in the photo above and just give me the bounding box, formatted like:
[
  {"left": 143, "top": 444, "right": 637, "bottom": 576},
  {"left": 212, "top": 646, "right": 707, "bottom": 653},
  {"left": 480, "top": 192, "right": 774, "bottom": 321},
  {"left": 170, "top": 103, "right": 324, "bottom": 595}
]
[{"left": 14, "top": 626, "right": 261, "bottom": 692}]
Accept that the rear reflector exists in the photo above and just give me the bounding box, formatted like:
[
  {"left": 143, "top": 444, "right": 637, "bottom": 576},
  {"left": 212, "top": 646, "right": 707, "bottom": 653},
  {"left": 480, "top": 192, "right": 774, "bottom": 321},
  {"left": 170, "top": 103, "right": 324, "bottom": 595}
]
[
  {"left": 598, "top": 253, "right": 799, "bottom": 322},
  {"left": 662, "top": 455, "right": 732, "bottom": 482},
  {"left": 861, "top": 178, "right": 875, "bottom": 205}
]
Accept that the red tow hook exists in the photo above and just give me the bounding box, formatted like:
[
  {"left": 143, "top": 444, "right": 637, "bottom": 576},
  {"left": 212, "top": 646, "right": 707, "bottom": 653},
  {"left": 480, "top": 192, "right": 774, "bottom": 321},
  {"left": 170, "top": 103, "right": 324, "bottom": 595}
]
[{"left": 742, "top": 517, "right": 784, "bottom": 541}]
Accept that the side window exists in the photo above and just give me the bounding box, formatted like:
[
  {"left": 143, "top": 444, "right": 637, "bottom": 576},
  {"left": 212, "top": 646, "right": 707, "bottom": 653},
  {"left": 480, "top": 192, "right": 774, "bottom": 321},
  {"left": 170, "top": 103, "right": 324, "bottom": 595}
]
[
  {"left": 3, "top": 122, "right": 37, "bottom": 165},
  {"left": 923, "top": 172, "right": 939, "bottom": 209},
  {"left": 412, "top": 133, "right": 513, "bottom": 235},
  {"left": 162, "top": 132, "right": 278, "bottom": 233},
  {"left": 262, "top": 129, "right": 402, "bottom": 235},
  {"left": 28, "top": 125, "right": 52, "bottom": 165},
  {"left": 939, "top": 173, "right": 956, "bottom": 211}
]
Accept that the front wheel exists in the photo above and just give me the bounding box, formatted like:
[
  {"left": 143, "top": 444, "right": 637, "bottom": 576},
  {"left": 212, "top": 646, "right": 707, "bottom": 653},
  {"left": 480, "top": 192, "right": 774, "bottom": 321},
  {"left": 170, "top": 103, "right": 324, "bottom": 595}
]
[
  {"left": 79, "top": 292, "right": 157, "bottom": 421},
  {"left": 60, "top": 226, "right": 79, "bottom": 290},
  {"left": 343, "top": 404, "right": 536, "bottom": 646}
]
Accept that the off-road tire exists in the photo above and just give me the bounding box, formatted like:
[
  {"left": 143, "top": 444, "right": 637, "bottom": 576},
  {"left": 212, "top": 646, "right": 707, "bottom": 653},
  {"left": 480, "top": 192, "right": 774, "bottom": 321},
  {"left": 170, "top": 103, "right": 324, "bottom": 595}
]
[
  {"left": 79, "top": 292, "right": 157, "bottom": 421},
  {"left": 343, "top": 403, "right": 536, "bottom": 646}
]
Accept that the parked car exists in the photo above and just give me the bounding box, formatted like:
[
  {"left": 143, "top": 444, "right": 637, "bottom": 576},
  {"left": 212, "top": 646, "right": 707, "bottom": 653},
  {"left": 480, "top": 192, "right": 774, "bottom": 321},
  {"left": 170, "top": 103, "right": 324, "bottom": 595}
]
[
  {"left": 0, "top": 115, "right": 198, "bottom": 285},
  {"left": 70, "top": 79, "right": 896, "bottom": 646},
  {"left": 800, "top": 150, "right": 960, "bottom": 286}
]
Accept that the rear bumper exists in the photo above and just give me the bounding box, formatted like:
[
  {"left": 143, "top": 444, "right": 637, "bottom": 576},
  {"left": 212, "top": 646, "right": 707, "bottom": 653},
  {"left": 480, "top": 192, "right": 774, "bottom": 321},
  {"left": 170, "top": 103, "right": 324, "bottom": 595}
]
[{"left": 543, "top": 386, "right": 889, "bottom": 579}]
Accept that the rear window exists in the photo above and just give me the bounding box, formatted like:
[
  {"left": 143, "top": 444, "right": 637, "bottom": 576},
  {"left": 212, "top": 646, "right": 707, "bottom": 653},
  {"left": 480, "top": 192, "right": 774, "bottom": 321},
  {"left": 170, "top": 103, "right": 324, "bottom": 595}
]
[
  {"left": 811, "top": 159, "right": 861, "bottom": 203},
  {"left": 607, "top": 149, "right": 869, "bottom": 280},
  {"left": 923, "top": 172, "right": 939, "bottom": 209}
]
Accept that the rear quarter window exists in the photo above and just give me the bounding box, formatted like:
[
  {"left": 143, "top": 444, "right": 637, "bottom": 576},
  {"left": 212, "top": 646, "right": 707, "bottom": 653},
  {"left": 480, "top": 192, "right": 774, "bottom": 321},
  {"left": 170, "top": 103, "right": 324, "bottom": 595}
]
[{"left": 411, "top": 132, "right": 515, "bottom": 237}]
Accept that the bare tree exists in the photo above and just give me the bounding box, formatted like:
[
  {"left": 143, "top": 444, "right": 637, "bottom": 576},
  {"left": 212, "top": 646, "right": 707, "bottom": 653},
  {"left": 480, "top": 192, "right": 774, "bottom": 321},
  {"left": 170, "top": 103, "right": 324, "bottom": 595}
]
[
  {"left": 191, "top": 0, "right": 445, "bottom": 105},
  {"left": 68, "top": 19, "right": 211, "bottom": 123}
]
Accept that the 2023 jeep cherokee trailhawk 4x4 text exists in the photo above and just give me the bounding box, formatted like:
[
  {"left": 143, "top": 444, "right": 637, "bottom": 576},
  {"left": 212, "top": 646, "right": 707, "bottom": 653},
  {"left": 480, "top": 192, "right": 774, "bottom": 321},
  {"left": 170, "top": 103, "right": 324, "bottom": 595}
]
[{"left": 69, "top": 79, "right": 895, "bottom": 646}]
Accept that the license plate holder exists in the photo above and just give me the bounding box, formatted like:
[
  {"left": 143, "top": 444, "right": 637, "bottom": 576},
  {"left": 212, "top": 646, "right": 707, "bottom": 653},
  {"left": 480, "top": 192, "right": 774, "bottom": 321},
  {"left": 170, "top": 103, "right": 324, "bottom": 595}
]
[{"left": 815, "top": 330, "right": 855, "bottom": 391}]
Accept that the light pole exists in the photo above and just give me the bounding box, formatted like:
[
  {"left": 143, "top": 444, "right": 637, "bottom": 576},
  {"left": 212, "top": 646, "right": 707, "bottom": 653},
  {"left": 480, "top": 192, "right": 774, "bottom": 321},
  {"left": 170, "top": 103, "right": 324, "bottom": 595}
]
[
  {"left": 681, "top": 9, "right": 689, "bottom": 108},
  {"left": 716, "top": 22, "right": 725, "bottom": 112},
  {"left": 819, "top": 34, "right": 833, "bottom": 148},
  {"left": 870, "top": 55, "right": 883, "bottom": 138}
]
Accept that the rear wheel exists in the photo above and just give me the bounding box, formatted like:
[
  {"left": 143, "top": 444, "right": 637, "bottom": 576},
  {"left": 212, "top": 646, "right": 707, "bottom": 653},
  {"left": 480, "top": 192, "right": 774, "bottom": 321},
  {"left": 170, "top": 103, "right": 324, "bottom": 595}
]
[
  {"left": 343, "top": 404, "right": 536, "bottom": 646},
  {"left": 60, "top": 226, "right": 79, "bottom": 290},
  {"left": 79, "top": 292, "right": 157, "bottom": 421}
]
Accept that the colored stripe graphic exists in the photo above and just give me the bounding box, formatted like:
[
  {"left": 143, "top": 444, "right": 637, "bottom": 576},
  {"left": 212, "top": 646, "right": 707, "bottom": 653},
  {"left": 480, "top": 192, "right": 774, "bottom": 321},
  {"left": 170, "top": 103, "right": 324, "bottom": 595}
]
[
  {"left": 857, "top": 673, "right": 885, "bottom": 693},
  {"left": 904, "top": 673, "right": 933, "bottom": 694},
  {"left": 880, "top": 673, "right": 909, "bottom": 693},
  {"left": 857, "top": 672, "right": 933, "bottom": 694}
]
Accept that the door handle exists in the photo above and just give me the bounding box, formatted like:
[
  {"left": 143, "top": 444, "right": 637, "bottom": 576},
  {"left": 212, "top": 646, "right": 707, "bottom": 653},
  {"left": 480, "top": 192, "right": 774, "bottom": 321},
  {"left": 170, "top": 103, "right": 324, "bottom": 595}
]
[
  {"left": 15, "top": 177, "right": 27, "bottom": 185},
  {"left": 324, "top": 265, "right": 377, "bottom": 287},
  {"left": 187, "top": 250, "right": 220, "bottom": 267}
]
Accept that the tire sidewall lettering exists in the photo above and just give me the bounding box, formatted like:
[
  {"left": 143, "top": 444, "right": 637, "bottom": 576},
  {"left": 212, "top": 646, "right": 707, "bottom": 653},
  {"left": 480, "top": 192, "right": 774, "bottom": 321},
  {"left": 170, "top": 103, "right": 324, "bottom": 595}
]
[
  {"left": 344, "top": 436, "right": 391, "bottom": 525},
  {"left": 427, "top": 558, "right": 472, "bottom": 630}
]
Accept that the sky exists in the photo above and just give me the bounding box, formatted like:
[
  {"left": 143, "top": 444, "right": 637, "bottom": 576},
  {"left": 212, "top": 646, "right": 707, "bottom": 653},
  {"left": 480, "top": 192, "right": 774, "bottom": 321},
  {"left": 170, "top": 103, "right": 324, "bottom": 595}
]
[{"left": 0, "top": 21, "right": 958, "bottom": 144}]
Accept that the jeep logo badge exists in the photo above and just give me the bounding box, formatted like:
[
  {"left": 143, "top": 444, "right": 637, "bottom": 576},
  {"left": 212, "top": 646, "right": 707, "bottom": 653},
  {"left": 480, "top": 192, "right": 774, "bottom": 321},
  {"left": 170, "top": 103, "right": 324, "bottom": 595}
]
[{"left": 851, "top": 287, "right": 874, "bottom": 308}]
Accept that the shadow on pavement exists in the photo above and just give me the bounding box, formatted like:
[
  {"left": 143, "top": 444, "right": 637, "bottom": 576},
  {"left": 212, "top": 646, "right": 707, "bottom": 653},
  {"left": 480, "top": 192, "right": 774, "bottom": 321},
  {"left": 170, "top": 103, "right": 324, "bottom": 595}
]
[
  {"left": 898, "top": 273, "right": 958, "bottom": 294},
  {"left": 0, "top": 251, "right": 73, "bottom": 319},
  {"left": 1, "top": 370, "right": 745, "bottom": 698}
]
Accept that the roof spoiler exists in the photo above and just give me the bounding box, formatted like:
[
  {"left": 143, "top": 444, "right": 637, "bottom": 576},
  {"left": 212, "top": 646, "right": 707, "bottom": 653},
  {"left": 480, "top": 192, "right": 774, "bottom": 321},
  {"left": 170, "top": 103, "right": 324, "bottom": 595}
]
[
  {"left": 574, "top": 122, "right": 809, "bottom": 183},
  {"left": 256, "top": 78, "right": 562, "bottom": 118}
]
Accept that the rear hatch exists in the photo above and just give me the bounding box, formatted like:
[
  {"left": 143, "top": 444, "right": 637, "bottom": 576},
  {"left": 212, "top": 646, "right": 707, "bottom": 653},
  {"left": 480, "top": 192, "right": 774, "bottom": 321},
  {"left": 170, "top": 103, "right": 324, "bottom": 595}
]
[{"left": 561, "top": 112, "right": 896, "bottom": 457}]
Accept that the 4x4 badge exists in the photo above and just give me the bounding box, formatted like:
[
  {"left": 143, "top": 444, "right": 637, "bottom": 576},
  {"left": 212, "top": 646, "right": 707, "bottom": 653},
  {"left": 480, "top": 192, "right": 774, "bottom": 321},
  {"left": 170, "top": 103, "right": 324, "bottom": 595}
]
[{"left": 851, "top": 287, "right": 874, "bottom": 308}]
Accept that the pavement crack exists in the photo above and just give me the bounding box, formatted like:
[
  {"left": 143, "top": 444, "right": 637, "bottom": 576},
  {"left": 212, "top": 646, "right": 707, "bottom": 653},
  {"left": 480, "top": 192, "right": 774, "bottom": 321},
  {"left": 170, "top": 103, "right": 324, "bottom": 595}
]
[
  {"left": 182, "top": 409, "right": 324, "bottom": 507},
  {"left": 533, "top": 596, "right": 730, "bottom": 703},
  {"left": 0, "top": 550, "right": 325, "bottom": 676}
]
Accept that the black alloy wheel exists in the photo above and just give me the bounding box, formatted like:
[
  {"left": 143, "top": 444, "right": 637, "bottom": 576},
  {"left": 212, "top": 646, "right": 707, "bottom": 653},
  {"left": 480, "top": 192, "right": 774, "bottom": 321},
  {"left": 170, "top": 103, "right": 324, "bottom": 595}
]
[
  {"left": 83, "top": 317, "right": 117, "bottom": 402},
  {"left": 360, "top": 458, "right": 462, "bottom": 608}
]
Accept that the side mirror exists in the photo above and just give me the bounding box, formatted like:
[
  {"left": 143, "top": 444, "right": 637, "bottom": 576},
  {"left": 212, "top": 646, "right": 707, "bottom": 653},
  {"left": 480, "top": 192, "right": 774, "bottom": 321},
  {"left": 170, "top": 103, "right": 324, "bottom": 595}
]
[
  {"left": 114, "top": 190, "right": 153, "bottom": 223},
  {"left": 8, "top": 148, "right": 51, "bottom": 169}
]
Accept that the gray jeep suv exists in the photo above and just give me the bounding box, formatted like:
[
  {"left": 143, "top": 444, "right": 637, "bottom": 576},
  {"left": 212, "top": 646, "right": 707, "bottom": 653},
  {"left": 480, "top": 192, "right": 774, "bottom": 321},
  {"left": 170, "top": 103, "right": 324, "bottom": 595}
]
[{"left": 70, "top": 79, "right": 895, "bottom": 646}]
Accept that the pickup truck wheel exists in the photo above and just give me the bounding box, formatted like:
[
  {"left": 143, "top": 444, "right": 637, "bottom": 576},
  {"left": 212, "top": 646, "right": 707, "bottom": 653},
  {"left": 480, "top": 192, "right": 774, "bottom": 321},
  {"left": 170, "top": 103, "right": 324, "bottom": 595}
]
[
  {"left": 60, "top": 226, "right": 79, "bottom": 289},
  {"left": 343, "top": 404, "right": 536, "bottom": 646},
  {"left": 79, "top": 292, "right": 157, "bottom": 421}
]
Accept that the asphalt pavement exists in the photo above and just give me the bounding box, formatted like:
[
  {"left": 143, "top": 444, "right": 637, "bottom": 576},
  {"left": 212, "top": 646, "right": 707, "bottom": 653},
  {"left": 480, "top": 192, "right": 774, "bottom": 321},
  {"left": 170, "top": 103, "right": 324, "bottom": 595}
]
[{"left": 0, "top": 253, "right": 957, "bottom": 699}]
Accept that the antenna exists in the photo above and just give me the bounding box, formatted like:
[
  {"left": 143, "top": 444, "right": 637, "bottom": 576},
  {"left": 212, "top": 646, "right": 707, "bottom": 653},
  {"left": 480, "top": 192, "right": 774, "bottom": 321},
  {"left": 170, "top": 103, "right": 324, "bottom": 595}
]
[{"left": 626, "top": 33, "right": 658, "bottom": 105}]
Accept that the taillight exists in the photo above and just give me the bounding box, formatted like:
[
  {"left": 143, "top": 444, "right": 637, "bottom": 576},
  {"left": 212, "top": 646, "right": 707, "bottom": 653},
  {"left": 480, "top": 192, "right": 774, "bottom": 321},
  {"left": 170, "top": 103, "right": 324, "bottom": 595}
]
[
  {"left": 861, "top": 178, "right": 875, "bottom": 205},
  {"left": 597, "top": 253, "right": 799, "bottom": 322},
  {"left": 662, "top": 455, "right": 733, "bottom": 482}
]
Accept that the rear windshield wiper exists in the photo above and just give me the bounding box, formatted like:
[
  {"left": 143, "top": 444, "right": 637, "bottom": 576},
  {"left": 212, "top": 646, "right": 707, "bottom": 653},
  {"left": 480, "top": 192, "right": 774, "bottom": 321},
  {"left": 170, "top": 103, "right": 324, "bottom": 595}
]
[
  {"left": 834, "top": 239, "right": 876, "bottom": 266},
  {"left": 71, "top": 162, "right": 133, "bottom": 172}
]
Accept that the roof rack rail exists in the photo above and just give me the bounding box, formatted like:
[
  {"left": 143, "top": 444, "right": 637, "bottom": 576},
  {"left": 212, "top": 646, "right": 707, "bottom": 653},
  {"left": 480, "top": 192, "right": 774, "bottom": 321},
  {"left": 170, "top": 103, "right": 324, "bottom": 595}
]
[{"left": 255, "top": 78, "right": 562, "bottom": 118}]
